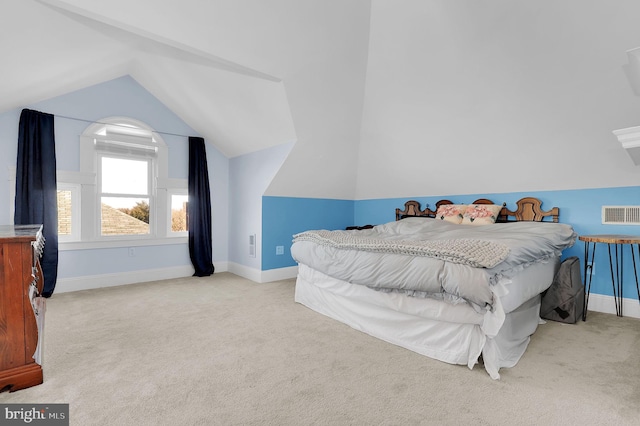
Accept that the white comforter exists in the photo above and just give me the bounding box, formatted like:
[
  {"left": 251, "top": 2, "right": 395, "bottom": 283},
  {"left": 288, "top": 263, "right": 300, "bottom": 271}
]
[{"left": 291, "top": 218, "right": 576, "bottom": 309}]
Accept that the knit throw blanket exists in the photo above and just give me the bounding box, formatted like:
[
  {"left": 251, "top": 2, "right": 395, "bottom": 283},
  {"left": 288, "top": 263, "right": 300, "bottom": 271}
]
[{"left": 293, "top": 230, "right": 510, "bottom": 268}]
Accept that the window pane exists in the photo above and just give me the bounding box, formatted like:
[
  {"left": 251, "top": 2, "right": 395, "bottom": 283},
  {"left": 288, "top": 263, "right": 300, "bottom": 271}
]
[
  {"left": 101, "top": 197, "right": 150, "bottom": 235},
  {"left": 171, "top": 194, "right": 188, "bottom": 232},
  {"left": 101, "top": 157, "right": 148, "bottom": 195},
  {"left": 57, "top": 189, "right": 72, "bottom": 236}
]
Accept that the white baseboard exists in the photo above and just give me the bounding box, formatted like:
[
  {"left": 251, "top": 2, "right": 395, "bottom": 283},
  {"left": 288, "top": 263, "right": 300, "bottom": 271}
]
[
  {"left": 53, "top": 261, "right": 293, "bottom": 294},
  {"left": 260, "top": 265, "right": 298, "bottom": 282},
  {"left": 586, "top": 293, "right": 640, "bottom": 319},
  {"left": 214, "top": 261, "right": 229, "bottom": 273},
  {"left": 54, "top": 262, "right": 230, "bottom": 293},
  {"left": 227, "top": 262, "right": 262, "bottom": 282},
  {"left": 227, "top": 262, "right": 298, "bottom": 283}
]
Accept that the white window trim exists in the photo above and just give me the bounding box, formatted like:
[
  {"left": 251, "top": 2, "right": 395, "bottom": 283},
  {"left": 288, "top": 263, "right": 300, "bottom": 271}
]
[
  {"left": 85, "top": 118, "right": 160, "bottom": 241},
  {"left": 70, "top": 116, "right": 187, "bottom": 249},
  {"left": 168, "top": 187, "right": 189, "bottom": 237},
  {"left": 97, "top": 152, "right": 155, "bottom": 240},
  {"left": 8, "top": 166, "right": 15, "bottom": 221},
  {"left": 57, "top": 182, "right": 81, "bottom": 243}
]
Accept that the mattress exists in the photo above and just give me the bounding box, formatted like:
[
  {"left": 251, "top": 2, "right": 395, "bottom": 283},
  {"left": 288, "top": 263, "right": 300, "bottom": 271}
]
[
  {"left": 294, "top": 256, "right": 559, "bottom": 379},
  {"left": 292, "top": 218, "right": 575, "bottom": 310}
]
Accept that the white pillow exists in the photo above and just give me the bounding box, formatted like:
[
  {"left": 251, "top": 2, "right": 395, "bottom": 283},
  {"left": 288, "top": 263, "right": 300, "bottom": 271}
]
[
  {"left": 435, "top": 204, "right": 467, "bottom": 224},
  {"left": 461, "top": 204, "right": 502, "bottom": 225}
]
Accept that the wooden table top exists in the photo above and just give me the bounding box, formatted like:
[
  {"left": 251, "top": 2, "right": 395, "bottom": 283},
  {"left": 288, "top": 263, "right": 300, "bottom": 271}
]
[
  {"left": 579, "top": 234, "right": 640, "bottom": 244},
  {"left": 0, "top": 224, "right": 42, "bottom": 242}
]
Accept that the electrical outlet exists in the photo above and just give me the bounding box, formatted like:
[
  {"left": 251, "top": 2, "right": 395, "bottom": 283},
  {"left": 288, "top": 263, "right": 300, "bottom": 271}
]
[
  {"left": 128, "top": 247, "right": 135, "bottom": 257},
  {"left": 276, "top": 245, "right": 284, "bottom": 255}
]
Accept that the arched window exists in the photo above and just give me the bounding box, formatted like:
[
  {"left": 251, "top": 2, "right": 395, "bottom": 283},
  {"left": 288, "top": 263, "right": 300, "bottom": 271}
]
[
  {"left": 61, "top": 116, "right": 188, "bottom": 245},
  {"left": 95, "top": 121, "right": 157, "bottom": 236}
]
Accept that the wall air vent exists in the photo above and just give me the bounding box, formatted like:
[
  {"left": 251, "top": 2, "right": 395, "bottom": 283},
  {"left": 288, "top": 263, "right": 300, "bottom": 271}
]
[
  {"left": 249, "top": 234, "right": 256, "bottom": 257},
  {"left": 602, "top": 206, "right": 640, "bottom": 225}
]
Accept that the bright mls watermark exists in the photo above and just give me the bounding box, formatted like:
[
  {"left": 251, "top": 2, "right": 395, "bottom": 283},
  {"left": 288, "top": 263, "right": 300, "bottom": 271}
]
[{"left": 0, "top": 404, "right": 68, "bottom": 425}]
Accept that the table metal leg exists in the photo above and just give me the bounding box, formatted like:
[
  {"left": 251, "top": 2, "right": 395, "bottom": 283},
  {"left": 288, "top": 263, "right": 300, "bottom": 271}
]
[
  {"left": 619, "top": 244, "right": 624, "bottom": 317},
  {"left": 607, "top": 244, "right": 619, "bottom": 316},
  {"left": 633, "top": 244, "right": 640, "bottom": 306},
  {"left": 583, "top": 241, "right": 596, "bottom": 321}
]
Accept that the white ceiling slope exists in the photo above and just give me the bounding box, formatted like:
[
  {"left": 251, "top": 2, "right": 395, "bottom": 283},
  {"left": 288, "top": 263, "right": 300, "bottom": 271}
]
[
  {"left": 0, "top": 0, "right": 132, "bottom": 113},
  {"left": 2, "top": 0, "right": 297, "bottom": 158},
  {"left": 2, "top": 0, "right": 372, "bottom": 199},
  {"left": 13, "top": 1, "right": 639, "bottom": 201}
]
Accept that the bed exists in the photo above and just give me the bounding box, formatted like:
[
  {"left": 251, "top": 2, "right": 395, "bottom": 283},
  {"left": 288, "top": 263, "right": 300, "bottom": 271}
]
[{"left": 291, "top": 197, "right": 577, "bottom": 379}]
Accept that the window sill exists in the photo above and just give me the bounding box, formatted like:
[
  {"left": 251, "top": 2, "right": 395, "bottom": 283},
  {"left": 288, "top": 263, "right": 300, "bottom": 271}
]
[{"left": 59, "top": 236, "right": 188, "bottom": 251}]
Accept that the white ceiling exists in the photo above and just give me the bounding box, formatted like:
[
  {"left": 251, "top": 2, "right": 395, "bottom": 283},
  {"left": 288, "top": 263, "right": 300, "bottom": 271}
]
[
  {"left": 1, "top": 0, "right": 298, "bottom": 158},
  {"left": 5, "top": 0, "right": 640, "bottom": 200}
]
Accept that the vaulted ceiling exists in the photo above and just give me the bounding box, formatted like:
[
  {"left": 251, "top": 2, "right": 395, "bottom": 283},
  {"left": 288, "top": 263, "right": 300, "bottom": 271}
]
[
  {"left": 1, "top": 0, "right": 301, "bottom": 158},
  {"left": 4, "top": 1, "right": 640, "bottom": 201}
]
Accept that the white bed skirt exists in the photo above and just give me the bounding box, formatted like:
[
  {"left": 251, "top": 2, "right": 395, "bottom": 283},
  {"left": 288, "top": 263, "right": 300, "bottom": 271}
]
[{"left": 294, "top": 263, "right": 553, "bottom": 379}]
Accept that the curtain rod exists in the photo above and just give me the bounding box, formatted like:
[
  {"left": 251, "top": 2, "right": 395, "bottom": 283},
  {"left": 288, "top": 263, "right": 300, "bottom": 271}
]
[{"left": 53, "top": 113, "right": 193, "bottom": 139}]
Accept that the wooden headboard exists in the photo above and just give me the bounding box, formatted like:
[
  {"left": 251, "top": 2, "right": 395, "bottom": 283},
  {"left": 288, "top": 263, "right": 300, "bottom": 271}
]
[{"left": 395, "top": 197, "right": 559, "bottom": 223}]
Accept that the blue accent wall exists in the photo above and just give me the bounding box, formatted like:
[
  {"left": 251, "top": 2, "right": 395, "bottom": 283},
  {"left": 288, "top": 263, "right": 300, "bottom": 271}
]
[
  {"left": 262, "top": 196, "right": 354, "bottom": 270},
  {"left": 264, "top": 186, "right": 640, "bottom": 302}
]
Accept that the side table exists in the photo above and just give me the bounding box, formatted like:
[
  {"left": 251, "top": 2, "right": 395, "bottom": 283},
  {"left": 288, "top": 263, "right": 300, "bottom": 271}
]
[{"left": 579, "top": 234, "right": 640, "bottom": 319}]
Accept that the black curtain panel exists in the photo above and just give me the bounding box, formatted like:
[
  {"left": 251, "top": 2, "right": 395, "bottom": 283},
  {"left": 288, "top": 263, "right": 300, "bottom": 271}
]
[
  {"left": 15, "top": 109, "right": 58, "bottom": 297},
  {"left": 188, "top": 136, "right": 214, "bottom": 276}
]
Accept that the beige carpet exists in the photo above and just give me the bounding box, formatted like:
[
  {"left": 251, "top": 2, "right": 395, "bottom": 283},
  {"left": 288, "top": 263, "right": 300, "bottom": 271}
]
[{"left": 2, "top": 272, "right": 639, "bottom": 425}]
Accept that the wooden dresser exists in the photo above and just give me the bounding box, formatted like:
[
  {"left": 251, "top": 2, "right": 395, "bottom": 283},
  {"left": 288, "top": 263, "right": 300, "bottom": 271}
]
[{"left": 0, "top": 224, "right": 45, "bottom": 392}]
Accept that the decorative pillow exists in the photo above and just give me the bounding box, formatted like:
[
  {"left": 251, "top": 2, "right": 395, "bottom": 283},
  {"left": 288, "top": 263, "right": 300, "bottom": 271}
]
[
  {"left": 435, "top": 204, "right": 467, "bottom": 224},
  {"left": 461, "top": 204, "right": 503, "bottom": 225}
]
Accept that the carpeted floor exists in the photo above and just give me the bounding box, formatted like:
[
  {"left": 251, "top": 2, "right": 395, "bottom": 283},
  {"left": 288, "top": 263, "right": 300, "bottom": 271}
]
[{"left": 2, "top": 272, "right": 639, "bottom": 425}]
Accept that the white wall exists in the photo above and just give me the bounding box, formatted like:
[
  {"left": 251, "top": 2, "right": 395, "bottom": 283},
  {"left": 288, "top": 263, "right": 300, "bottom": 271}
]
[
  {"left": 262, "top": 0, "right": 372, "bottom": 199},
  {"left": 355, "top": 0, "right": 640, "bottom": 200},
  {"left": 0, "top": 111, "right": 19, "bottom": 225}
]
